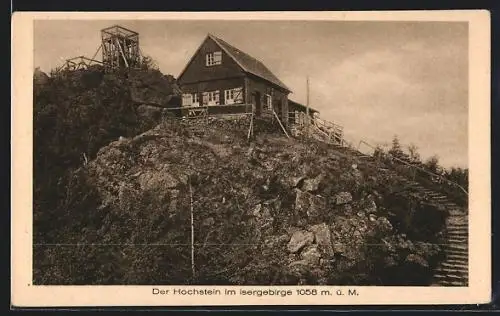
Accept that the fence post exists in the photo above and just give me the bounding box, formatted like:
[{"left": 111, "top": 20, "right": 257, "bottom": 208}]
[{"left": 189, "top": 175, "right": 195, "bottom": 278}]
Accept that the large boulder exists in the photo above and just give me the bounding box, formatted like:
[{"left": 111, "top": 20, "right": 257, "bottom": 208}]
[{"left": 287, "top": 230, "right": 314, "bottom": 253}]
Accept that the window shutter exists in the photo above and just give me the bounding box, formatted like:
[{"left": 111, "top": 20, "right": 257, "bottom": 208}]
[
  {"left": 234, "top": 87, "right": 243, "bottom": 103},
  {"left": 214, "top": 90, "right": 220, "bottom": 104},
  {"left": 202, "top": 92, "right": 209, "bottom": 105},
  {"left": 182, "top": 94, "right": 192, "bottom": 106},
  {"left": 214, "top": 51, "right": 222, "bottom": 64}
]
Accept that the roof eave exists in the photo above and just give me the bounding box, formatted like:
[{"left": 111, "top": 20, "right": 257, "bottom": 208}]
[{"left": 244, "top": 71, "right": 292, "bottom": 94}]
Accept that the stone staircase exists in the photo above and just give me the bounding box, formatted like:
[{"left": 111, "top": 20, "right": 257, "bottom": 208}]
[{"left": 340, "top": 147, "right": 469, "bottom": 286}]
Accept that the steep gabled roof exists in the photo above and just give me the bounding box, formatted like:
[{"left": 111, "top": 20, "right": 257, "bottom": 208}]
[{"left": 208, "top": 34, "right": 291, "bottom": 92}]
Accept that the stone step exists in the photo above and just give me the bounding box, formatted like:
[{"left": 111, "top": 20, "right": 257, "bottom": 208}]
[
  {"left": 447, "top": 210, "right": 466, "bottom": 214},
  {"left": 446, "top": 233, "right": 468, "bottom": 237},
  {"left": 446, "top": 226, "right": 468, "bottom": 231},
  {"left": 433, "top": 273, "right": 467, "bottom": 281},
  {"left": 446, "top": 253, "right": 469, "bottom": 260},
  {"left": 447, "top": 236, "right": 468, "bottom": 241},
  {"left": 447, "top": 239, "right": 468, "bottom": 244},
  {"left": 436, "top": 266, "right": 468, "bottom": 274},
  {"left": 447, "top": 229, "right": 468, "bottom": 234},
  {"left": 446, "top": 232, "right": 468, "bottom": 238},
  {"left": 446, "top": 238, "right": 468, "bottom": 244},
  {"left": 446, "top": 231, "right": 468, "bottom": 236},
  {"left": 441, "top": 262, "right": 468, "bottom": 270},
  {"left": 443, "top": 243, "right": 468, "bottom": 250},
  {"left": 446, "top": 248, "right": 468, "bottom": 255},
  {"left": 447, "top": 226, "right": 468, "bottom": 230},
  {"left": 446, "top": 227, "right": 468, "bottom": 232},
  {"left": 447, "top": 222, "right": 468, "bottom": 226},
  {"left": 436, "top": 280, "right": 468, "bottom": 286},
  {"left": 447, "top": 253, "right": 468, "bottom": 260},
  {"left": 445, "top": 258, "right": 468, "bottom": 265},
  {"left": 431, "top": 197, "right": 448, "bottom": 201},
  {"left": 446, "top": 215, "right": 468, "bottom": 220},
  {"left": 446, "top": 218, "right": 468, "bottom": 224}
]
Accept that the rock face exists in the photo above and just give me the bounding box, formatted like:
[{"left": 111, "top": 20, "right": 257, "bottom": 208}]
[{"left": 33, "top": 116, "right": 446, "bottom": 286}]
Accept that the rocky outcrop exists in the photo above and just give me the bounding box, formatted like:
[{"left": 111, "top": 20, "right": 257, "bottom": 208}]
[{"left": 33, "top": 117, "right": 447, "bottom": 286}]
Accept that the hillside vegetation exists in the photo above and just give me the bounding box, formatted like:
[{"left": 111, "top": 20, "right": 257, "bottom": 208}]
[{"left": 33, "top": 67, "right": 453, "bottom": 285}]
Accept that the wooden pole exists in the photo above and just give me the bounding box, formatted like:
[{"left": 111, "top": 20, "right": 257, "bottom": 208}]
[
  {"left": 189, "top": 176, "right": 195, "bottom": 278},
  {"left": 247, "top": 110, "right": 254, "bottom": 141},
  {"left": 272, "top": 108, "right": 290, "bottom": 138},
  {"left": 306, "top": 76, "right": 310, "bottom": 138}
]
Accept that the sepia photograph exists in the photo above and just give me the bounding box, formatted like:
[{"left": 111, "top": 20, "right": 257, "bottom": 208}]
[{"left": 12, "top": 11, "right": 490, "bottom": 306}]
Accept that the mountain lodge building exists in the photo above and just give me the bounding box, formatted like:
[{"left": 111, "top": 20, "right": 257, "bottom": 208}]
[{"left": 177, "top": 34, "right": 317, "bottom": 126}]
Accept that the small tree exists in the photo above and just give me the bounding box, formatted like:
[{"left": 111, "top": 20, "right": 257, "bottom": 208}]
[
  {"left": 424, "top": 155, "right": 440, "bottom": 174},
  {"left": 373, "top": 145, "right": 385, "bottom": 161},
  {"left": 140, "top": 55, "right": 159, "bottom": 71},
  {"left": 407, "top": 143, "right": 421, "bottom": 165},
  {"left": 388, "top": 135, "right": 409, "bottom": 162}
]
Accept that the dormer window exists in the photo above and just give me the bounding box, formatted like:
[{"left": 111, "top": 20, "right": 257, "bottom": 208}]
[{"left": 206, "top": 51, "right": 222, "bottom": 66}]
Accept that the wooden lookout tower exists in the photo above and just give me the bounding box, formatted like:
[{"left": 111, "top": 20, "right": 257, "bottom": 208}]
[{"left": 101, "top": 25, "right": 141, "bottom": 70}]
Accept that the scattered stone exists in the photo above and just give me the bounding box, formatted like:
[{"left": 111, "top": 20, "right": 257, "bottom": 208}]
[
  {"left": 369, "top": 214, "right": 377, "bottom": 222},
  {"left": 376, "top": 216, "right": 393, "bottom": 233},
  {"left": 290, "top": 176, "right": 306, "bottom": 188},
  {"left": 301, "top": 173, "right": 324, "bottom": 192},
  {"left": 138, "top": 166, "right": 180, "bottom": 191},
  {"left": 309, "top": 223, "right": 334, "bottom": 256},
  {"left": 334, "top": 192, "right": 353, "bottom": 205},
  {"left": 364, "top": 199, "right": 377, "bottom": 214},
  {"left": 406, "top": 254, "right": 429, "bottom": 267},
  {"left": 300, "top": 245, "right": 322, "bottom": 265},
  {"left": 251, "top": 204, "right": 262, "bottom": 216},
  {"left": 287, "top": 230, "right": 314, "bottom": 253},
  {"left": 294, "top": 189, "right": 327, "bottom": 219},
  {"left": 168, "top": 189, "right": 180, "bottom": 214},
  {"left": 341, "top": 204, "right": 353, "bottom": 214},
  {"left": 332, "top": 242, "right": 346, "bottom": 255},
  {"left": 202, "top": 217, "right": 215, "bottom": 226}
]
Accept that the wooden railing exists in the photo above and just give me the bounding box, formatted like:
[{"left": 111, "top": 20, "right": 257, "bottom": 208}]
[
  {"left": 161, "top": 104, "right": 254, "bottom": 119},
  {"left": 357, "top": 140, "right": 469, "bottom": 201},
  {"left": 288, "top": 111, "right": 344, "bottom": 146}
]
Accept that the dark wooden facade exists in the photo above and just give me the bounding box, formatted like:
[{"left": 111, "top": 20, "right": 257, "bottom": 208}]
[{"left": 177, "top": 34, "right": 292, "bottom": 125}]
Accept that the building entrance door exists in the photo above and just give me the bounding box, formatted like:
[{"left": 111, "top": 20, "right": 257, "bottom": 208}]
[{"left": 253, "top": 91, "right": 261, "bottom": 116}]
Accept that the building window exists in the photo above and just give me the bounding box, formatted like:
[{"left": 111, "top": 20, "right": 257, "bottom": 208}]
[
  {"left": 192, "top": 93, "right": 199, "bottom": 106},
  {"left": 182, "top": 93, "right": 200, "bottom": 107},
  {"left": 224, "top": 87, "right": 243, "bottom": 105},
  {"left": 202, "top": 90, "right": 220, "bottom": 106},
  {"left": 182, "top": 93, "right": 193, "bottom": 106},
  {"left": 206, "top": 51, "right": 222, "bottom": 66},
  {"left": 264, "top": 94, "right": 272, "bottom": 110}
]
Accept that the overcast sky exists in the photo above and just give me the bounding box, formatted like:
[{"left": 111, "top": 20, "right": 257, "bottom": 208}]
[{"left": 34, "top": 20, "right": 468, "bottom": 168}]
